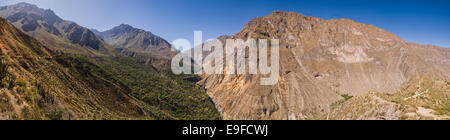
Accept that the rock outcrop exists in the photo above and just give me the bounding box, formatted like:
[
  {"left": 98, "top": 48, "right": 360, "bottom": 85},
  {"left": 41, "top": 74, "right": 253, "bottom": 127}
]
[
  {"left": 94, "top": 24, "right": 177, "bottom": 69},
  {"left": 201, "top": 11, "right": 450, "bottom": 120}
]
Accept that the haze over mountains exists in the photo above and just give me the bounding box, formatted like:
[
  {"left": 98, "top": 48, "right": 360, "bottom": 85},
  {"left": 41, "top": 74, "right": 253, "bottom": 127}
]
[
  {"left": 93, "top": 24, "right": 176, "bottom": 69},
  {"left": 0, "top": 2, "right": 448, "bottom": 120},
  {"left": 0, "top": 3, "right": 220, "bottom": 120},
  {"left": 0, "top": 17, "right": 155, "bottom": 119},
  {"left": 201, "top": 11, "right": 449, "bottom": 120}
]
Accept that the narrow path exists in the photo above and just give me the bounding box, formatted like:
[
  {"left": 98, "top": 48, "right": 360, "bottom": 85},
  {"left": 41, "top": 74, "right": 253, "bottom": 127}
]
[{"left": 416, "top": 107, "right": 448, "bottom": 120}]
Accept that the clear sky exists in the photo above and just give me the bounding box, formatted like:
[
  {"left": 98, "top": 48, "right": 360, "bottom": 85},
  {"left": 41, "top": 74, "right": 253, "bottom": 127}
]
[{"left": 1, "top": 0, "right": 450, "bottom": 47}]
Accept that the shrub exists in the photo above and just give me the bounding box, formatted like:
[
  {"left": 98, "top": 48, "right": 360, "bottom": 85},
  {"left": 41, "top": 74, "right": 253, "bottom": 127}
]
[
  {"left": 0, "top": 57, "right": 9, "bottom": 82},
  {"left": 342, "top": 94, "right": 354, "bottom": 101},
  {"left": 330, "top": 94, "right": 354, "bottom": 110},
  {"left": 15, "top": 79, "right": 26, "bottom": 87},
  {"left": 46, "top": 111, "right": 64, "bottom": 120}
]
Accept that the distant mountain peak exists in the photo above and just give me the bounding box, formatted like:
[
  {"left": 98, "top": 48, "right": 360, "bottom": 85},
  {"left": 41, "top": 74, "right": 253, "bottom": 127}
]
[
  {"left": 103, "top": 24, "right": 157, "bottom": 38},
  {"left": 272, "top": 10, "right": 305, "bottom": 16},
  {"left": 6, "top": 2, "right": 49, "bottom": 14},
  {"left": 202, "top": 10, "right": 450, "bottom": 120},
  {"left": 1, "top": 2, "right": 63, "bottom": 24},
  {"left": 0, "top": 3, "right": 115, "bottom": 55},
  {"left": 114, "top": 24, "right": 135, "bottom": 31},
  {"left": 94, "top": 23, "right": 174, "bottom": 61},
  {"left": 14, "top": 2, "right": 38, "bottom": 8},
  {"left": 108, "top": 24, "right": 155, "bottom": 35},
  {"left": 118, "top": 23, "right": 133, "bottom": 28}
]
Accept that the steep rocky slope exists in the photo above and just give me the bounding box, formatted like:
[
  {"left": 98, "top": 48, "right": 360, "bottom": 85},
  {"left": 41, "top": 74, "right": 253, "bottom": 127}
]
[
  {"left": 94, "top": 24, "right": 176, "bottom": 69},
  {"left": 201, "top": 11, "right": 450, "bottom": 120},
  {"left": 0, "top": 18, "right": 221, "bottom": 120},
  {"left": 0, "top": 17, "right": 165, "bottom": 120},
  {"left": 98, "top": 24, "right": 172, "bottom": 56},
  {"left": 0, "top": 2, "right": 116, "bottom": 56},
  {"left": 328, "top": 78, "right": 449, "bottom": 120}
]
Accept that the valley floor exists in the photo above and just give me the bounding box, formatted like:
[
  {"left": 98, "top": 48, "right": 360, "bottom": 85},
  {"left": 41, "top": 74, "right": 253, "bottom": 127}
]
[{"left": 327, "top": 78, "right": 450, "bottom": 120}]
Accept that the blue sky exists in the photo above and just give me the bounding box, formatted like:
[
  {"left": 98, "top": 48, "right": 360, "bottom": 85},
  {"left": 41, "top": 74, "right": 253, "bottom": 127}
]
[{"left": 1, "top": 0, "right": 449, "bottom": 47}]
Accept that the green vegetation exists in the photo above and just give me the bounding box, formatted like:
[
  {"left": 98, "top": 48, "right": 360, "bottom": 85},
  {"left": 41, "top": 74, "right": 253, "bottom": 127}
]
[
  {"left": 95, "top": 55, "right": 221, "bottom": 120},
  {"left": 52, "top": 54, "right": 221, "bottom": 120},
  {"left": 17, "top": 80, "right": 60, "bottom": 120},
  {"left": 6, "top": 73, "right": 16, "bottom": 89},
  {"left": 0, "top": 57, "right": 9, "bottom": 83},
  {"left": 378, "top": 78, "right": 450, "bottom": 117},
  {"left": 0, "top": 57, "right": 16, "bottom": 89},
  {"left": 443, "top": 101, "right": 450, "bottom": 113},
  {"left": 341, "top": 94, "right": 354, "bottom": 101},
  {"left": 1, "top": 16, "right": 219, "bottom": 120},
  {"left": 15, "top": 79, "right": 26, "bottom": 87},
  {"left": 330, "top": 94, "right": 354, "bottom": 110}
]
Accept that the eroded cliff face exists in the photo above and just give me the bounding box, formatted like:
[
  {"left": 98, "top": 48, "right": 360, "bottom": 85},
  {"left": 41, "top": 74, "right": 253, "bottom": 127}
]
[
  {"left": 328, "top": 78, "right": 450, "bottom": 120},
  {"left": 0, "top": 18, "right": 166, "bottom": 120},
  {"left": 201, "top": 11, "right": 450, "bottom": 120}
]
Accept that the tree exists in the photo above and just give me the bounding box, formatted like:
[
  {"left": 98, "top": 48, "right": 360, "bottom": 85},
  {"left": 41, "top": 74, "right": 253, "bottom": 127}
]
[{"left": 0, "top": 57, "right": 9, "bottom": 82}]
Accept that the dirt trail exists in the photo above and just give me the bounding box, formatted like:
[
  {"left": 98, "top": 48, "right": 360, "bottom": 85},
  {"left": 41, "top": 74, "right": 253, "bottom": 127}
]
[{"left": 417, "top": 107, "right": 449, "bottom": 120}]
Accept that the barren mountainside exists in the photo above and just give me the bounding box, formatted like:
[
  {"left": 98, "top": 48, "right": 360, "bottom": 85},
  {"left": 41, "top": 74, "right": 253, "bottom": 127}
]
[
  {"left": 0, "top": 17, "right": 221, "bottom": 120},
  {"left": 0, "top": 2, "right": 116, "bottom": 56},
  {"left": 201, "top": 11, "right": 450, "bottom": 120},
  {"left": 94, "top": 24, "right": 176, "bottom": 69},
  {"left": 0, "top": 3, "right": 221, "bottom": 120}
]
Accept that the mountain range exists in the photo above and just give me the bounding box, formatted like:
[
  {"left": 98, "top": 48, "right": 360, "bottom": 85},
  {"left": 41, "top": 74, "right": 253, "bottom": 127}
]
[
  {"left": 0, "top": 3, "right": 449, "bottom": 120},
  {"left": 200, "top": 11, "right": 449, "bottom": 120},
  {"left": 93, "top": 24, "right": 176, "bottom": 69},
  {"left": 0, "top": 3, "right": 220, "bottom": 120}
]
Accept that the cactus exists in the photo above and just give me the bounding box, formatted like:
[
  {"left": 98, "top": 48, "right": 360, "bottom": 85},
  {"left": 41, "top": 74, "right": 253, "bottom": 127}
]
[{"left": 0, "top": 57, "right": 9, "bottom": 82}]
